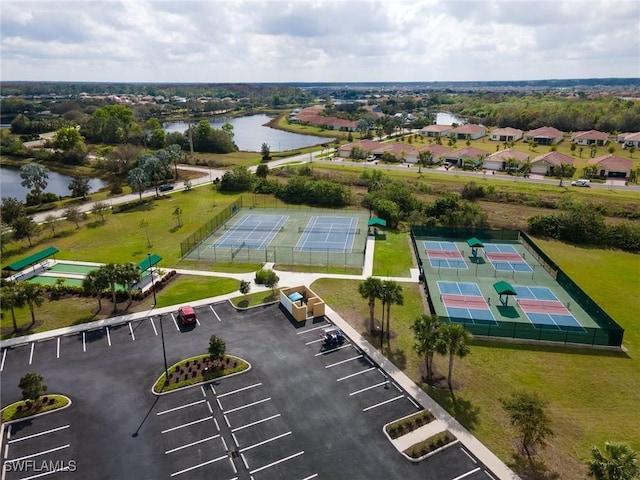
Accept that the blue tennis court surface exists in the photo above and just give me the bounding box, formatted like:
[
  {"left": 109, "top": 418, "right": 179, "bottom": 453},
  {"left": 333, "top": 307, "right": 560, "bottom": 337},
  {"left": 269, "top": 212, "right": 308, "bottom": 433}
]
[
  {"left": 514, "top": 286, "right": 558, "bottom": 301},
  {"left": 447, "top": 307, "right": 496, "bottom": 324},
  {"left": 437, "top": 281, "right": 482, "bottom": 296},
  {"left": 424, "top": 241, "right": 458, "bottom": 251},
  {"left": 484, "top": 244, "right": 518, "bottom": 253},
  {"left": 294, "top": 216, "right": 358, "bottom": 253},
  {"left": 430, "top": 258, "right": 467, "bottom": 269},
  {"left": 493, "top": 261, "right": 533, "bottom": 272},
  {"left": 213, "top": 214, "right": 288, "bottom": 249}
]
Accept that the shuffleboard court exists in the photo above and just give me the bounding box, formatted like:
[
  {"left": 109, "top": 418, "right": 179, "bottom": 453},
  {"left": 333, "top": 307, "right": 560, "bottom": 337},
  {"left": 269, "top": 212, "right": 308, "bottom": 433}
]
[
  {"left": 294, "top": 216, "right": 358, "bottom": 253},
  {"left": 213, "top": 214, "right": 288, "bottom": 250},
  {"left": 47, "top": 263, "right": 99, "bottom": 275}
]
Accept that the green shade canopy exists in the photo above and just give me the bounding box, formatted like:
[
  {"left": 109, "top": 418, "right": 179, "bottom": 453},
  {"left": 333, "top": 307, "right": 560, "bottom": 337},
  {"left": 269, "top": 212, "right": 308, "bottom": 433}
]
[
  {"left": 138, "top": 253, "right": 162, "bottom": 272},
  {"left": 5, "top": 247, "right": 59, "bottom": 271},
  {"left": 493, "top": 280, "right": 517, "bottom": 296},
  {"left": 288, "top": 292, "right": 303, "bottom": 302},
  {"left": 367, "top": 217, "right": 387, "bottom": 227},
  {"left": 466, "top": 237, "right": 484, "bottom": 248}
]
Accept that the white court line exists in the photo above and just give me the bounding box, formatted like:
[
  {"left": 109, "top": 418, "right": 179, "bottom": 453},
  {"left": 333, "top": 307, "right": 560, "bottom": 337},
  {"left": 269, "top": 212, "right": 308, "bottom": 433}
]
[
  {"left": 249, "top": 451, "right": 304, "bottom": 475},
  {"left": 7, "top": 444, "right": 69, "bottom": 463},
  {"left": 170, "top": 314, "right": 179, "bottom": 331},
  {"left": 29, "top": 343, "right": 34, "bottom": 364},
  {"left": 106, "top": 327, "right": 112, "bottom": 347},
  {"left": 210, "top": 305, "right": 222, "bottom": 322},
  {"left": 239, "top": 431, "right": 292, "bottom": 453},
  {"left": 9, "top": 425, "right": 69, "bottom": 444},
  {"left": 314, "top": 344, "right": 351, "bottom": 356},
  {"left": 325, "top": 355, "right": 363, "bottom": 368},
  {"left": 165, "top": 435, "right": 220, "bottom": 454},
  {"left": 150, "top": 317, "right": 158, "bottom": 335},
  {"left": 349, "top": 381, "right": 389, "bottom": 396},
  {"left": 232, "top": 414, "right": 281, "bottom": 432},
  {"left": 451, "top": 467, "right": 481, "bottom": 480},
  {"left": 157, "top": 399, "right": 205, "bottom": 416},
  {"left": 224, "top": 398, "right": 271, "bottom": 414},
  {"left": 128, "top": 322, "right": 135, "bottom": 341},
  {"left": 161, "top": 416, "right": 212, "bottom": 434},
  {"left": 82, "top": 331, "right": 86, "bottom": 352},
  {"left": 1, "top": 349, "right": 7, "bottom": 371},
  {"left": 56, "top": 337, "right": 60, "bottom": 359},
  {"left": 217, "top": 383, "right": 262, "bottom": 398},
  {"left": 362, "top": 395, "right": 405, "bottom": 412},
  {"left": 337, "top": 367, "right": 376, "bottom": 382},
  {"left": 296, "top": 324, "right": 328, "bottom": 335},
  {"left": 170, "top": 455, "right": 227, "bottom": 477},
  {"left": 304, "top": 338, "right": 323, "bottom": 345}
]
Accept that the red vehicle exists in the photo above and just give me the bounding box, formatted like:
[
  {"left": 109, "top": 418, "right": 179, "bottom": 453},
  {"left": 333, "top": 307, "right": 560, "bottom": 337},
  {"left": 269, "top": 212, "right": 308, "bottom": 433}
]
[{"left": 177, "top": 305, "right": 197, "bottom": 325}]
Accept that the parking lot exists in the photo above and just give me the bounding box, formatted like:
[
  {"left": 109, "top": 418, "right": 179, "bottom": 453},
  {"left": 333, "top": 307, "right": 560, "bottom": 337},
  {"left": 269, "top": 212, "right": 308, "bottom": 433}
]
[{"left": 1, "top": 302, "right": 498, "bottom": 479}]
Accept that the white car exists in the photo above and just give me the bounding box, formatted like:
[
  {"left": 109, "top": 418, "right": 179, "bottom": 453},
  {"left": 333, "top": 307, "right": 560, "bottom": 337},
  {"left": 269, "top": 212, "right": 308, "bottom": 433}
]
[{"left": 571, "top": 179, "right": 591, "bottom": 187}]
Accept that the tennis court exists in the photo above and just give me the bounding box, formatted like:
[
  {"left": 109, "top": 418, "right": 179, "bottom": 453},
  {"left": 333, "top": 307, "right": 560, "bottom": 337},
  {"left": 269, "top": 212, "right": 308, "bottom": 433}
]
[
  {"left": 424, "top": 241, "right": 467, "bottom": 269},
  {"left": 484, "top": 243, "right": 532, "bottom": 272},
  {"left": 437, "top": 281, "right": 496, "bottom": 324},
  {"left": 294, "top": 216, "right": 359, "bottom": 253},
  {"left": 514, "top": 285, "right": 584, "bottom": 331},
  {"left": 212, "top": 214, "right": 288, "bottom": 250}
]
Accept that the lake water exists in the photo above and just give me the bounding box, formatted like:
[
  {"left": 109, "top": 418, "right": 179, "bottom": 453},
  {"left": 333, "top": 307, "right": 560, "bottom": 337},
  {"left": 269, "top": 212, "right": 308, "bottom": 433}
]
[
  {"left": 435, "top": 112, "right": 466, "bottom": 125},
  {"left": 164, "top": 114, "right": 334, "bottom": 152},
  {"left": 0, "top": 166, "right": 107, "bottom": 202}
]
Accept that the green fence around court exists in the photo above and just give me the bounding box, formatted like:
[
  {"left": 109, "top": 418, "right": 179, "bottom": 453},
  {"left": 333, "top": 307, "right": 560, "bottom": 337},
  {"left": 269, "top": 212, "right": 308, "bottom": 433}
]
[{"left": 410, "top": 226, "right": 625, "bottom": 347}]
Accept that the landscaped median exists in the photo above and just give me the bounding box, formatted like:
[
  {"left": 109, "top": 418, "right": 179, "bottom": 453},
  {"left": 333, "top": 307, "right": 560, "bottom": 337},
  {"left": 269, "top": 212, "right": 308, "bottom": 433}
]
[
  {"left": 384, "top": 410, "right": 458, "bottom": 462},
  {"left": 152, "top": 354, "right": 250, "bottom": 394},
  {"left": 1, "top": 395, "right": 71, "bottom": 423}
]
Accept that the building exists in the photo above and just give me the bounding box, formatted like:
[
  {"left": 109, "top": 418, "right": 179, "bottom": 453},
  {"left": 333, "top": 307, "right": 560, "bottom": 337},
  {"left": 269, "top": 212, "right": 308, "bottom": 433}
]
[
  {"left": 404, "top": 144, "right": 451, "bottom": 164},
  {"left": 524, "top": 126, "right": 564, "bottom": 145},
  {"left": 530, "top": 151, "right": 574, "bottom": 175},
  {"left": 483, "top": 148, "right": 530, "bottom": 171},
  {"left": 570, "top": 130, "right": 609, "bottom": 146},
  {"left": 587, "top": 154, "right": 633, "bottom": 179},
  {"left": 617, "top": 132, "right": 640, "bottom": 148},
  {"left": 442, "top": 146, "right": 490, "bottom": 168},
  {"left": 449, "top": 124, "right": 486, "bottom": 140},
  {"left": 489, "top": 127, "right": 524, "bottom": 142},
  {"left": 419, "top": 124, "right": 454, "bottom": 138},
  {"left": 337, "top": 140, "right": 382, "bottom": 159}
]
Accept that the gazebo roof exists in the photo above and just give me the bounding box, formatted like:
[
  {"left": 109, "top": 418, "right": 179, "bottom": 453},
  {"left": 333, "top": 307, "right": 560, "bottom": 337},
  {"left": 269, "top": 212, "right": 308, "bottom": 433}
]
[
  {"left": 288, "top": 292, "right": 303, "bottom": 302},
  {"left": 493, "top": 280, "right": 517, "bottom": 296},
  {"left": 5, "top": 246, "right": 59, "bottom": 271},
  {"left": 367, "top": 217, "right": 387, "bottom": 227},
  {"left": 466, "top": 237, "right": 484, "bottom": 248}
]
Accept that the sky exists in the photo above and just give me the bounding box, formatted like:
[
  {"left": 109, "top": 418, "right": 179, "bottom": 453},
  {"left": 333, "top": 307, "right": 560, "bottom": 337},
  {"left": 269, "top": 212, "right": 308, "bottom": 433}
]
[{"left": 1, "top": 0, "right": 639, "bottom": 83}]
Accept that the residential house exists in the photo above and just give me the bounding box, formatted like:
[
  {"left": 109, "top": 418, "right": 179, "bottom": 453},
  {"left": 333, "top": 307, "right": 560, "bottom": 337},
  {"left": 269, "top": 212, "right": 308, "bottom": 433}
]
[
  {"left": 489, "top": 127, "right": 523, "bottom": 142},
  {"left": 442, "top": 146, "right": 490, "bottom": 168},
  {"left": 450, "top": 124, "right": 486, "bottom": 140},
  {"left": 291, "top": 105, "right": 357, "bottom": 131},
  {"left": 530, "top": 151, "right": 574, "bottom": 175},
  {"left": 404, "top": 144, "right": 451, "bottom": 164},
  {"left": 587, "top": 154, "right": 633, "bottom": 179},
  {"left": 571, "top": 130, "right": 609, "bottom": 146},
  {"left": 524, "top": 126, "right": 564, "bottom": 145},
  {"left": 419, "top": 124, "right": 453, "bottom": 138},
  {"left": 483, "top": 148, "right": 530, "bottom": 171},
  {"left": 372, "top": 142, "right": 415, "bottom": 162},
  {"left": 617, "top": 132, "right": 640, "bottom": 148},
  {"left": 337, "top": 140, "right": 382, "bottom": 159}
]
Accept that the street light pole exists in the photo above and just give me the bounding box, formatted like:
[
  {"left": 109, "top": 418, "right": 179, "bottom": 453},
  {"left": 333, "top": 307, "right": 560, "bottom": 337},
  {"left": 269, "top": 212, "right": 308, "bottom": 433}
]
[
  {"left": 159, "top": 315, "right": 169, "bottom": 386},
  {"left": 147, "top": 253, "right": 157, "bottom": 306}
]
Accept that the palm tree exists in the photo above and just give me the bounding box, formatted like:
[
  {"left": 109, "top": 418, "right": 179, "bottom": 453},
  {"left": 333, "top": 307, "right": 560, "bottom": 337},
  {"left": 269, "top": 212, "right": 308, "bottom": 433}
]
[
  {"left": 438, "top": 323, "right": 472, "bottom": 390},
  {"left": 1, "top": 282, "right": 25, "bottom": 332},
  {"left": 99, "top": 263, "right": 121, "bottom": 309},
  {"left": 118, "top": 263, "right": 141, "bottom": 305},
  {"left": 83, "top": 270, "right": 108, "bottom": 312},
  {"left": 588, "top": 442, "right": 639, "bottom": 480},
  {"left": 379, "top": 280, "right": 404, "bottom": 349},
  {"left": 359, "top": 277, "right": 383, "bottom": 334},
  {"left": 412, "top": 314, "right": 442, "bottom": 384},
  {"left": 18, "top": 282, "right": 45, "bottom": 326}
]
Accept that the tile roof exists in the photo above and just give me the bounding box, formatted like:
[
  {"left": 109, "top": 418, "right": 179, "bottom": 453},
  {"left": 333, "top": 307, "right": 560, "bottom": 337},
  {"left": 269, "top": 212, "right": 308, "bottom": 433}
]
[
  {"left": 570, "top": 130, "right": 609, "bottom": 141},
  {"left": 445, "top": 146, "right": 490, "bottom": 158},
  {"left": 486, "top": 148, "right": 530, "bottom": 162},
  {"left": 490, "top": 127, "right": 523, "bottom": 136},
  {"left": 531, "top": 151, "right": 574, "bottom": 166},
  {"left": 417, "top": 144, "right": 451, "bottom": 156},
  {"left": 525, "top": 126, "right": 564, "bottom": 138},
  {"left": 450, "top": 124, "right": 486, "bottom": 134},
  {"left": 588, "top": 154, "right": 633, "bottom": 171},
  {"left": 421, "top": 124, "right": 453, "bottom": 133}
]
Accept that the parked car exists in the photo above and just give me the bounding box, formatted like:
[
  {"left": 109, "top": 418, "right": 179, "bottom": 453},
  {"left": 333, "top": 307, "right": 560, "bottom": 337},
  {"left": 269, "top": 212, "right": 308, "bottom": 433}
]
[
  {"left": 570, "top": 179, "right": 591, "bottom": 187},
  {"left": 159, "top": 184, "right": 175, "bottom": 192},
  {"left": 366, "top": 155, "right": 376, "bottom": 162},
  {"left": 177, "top": 305, "right": 197, "bottom": 325},
  {"left": 321, "top": 326, "right": 345, "bottom": 348}
]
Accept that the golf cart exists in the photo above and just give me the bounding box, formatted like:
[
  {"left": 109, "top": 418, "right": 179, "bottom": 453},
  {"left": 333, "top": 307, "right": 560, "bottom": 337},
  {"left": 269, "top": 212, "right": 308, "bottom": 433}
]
[{"left": 321, "top": 326, "right": 345, "bottom": 348}]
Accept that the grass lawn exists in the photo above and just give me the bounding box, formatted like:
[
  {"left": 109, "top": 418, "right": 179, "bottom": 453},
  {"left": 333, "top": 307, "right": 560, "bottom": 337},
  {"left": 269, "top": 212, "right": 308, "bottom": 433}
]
[
  {"left": 229, "top": 290, "right": 279, "bottom": 308},
  {"left": 1, "top": 394, "right": 70, "bottom": 422},
  {"left": 153, "top": 274, "right": 241, "bottom": 308},
  {"left": 312, "top": 241, "right": 640, "bottom": 480},
  {"left": 372, "top": 230, "right": 415, "bottom": 277},
  {"left": 153, "top": 354, "right": 249, "bottom": 393}
]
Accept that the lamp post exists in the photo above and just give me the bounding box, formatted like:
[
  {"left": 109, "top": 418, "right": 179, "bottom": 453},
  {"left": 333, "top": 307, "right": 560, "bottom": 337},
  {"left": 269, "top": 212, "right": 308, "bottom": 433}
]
[
  {"left": 159, "top": 314, "right": 169, "bottom": 385},
  {"left": 147, "top": 253, "right": 157, "bottom": 306}
]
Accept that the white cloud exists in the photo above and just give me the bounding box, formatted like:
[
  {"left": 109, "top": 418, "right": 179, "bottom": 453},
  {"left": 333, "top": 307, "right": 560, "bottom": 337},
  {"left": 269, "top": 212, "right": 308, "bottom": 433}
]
[{"left": 1, "top": 0, "right": 638, "bottom": 82}]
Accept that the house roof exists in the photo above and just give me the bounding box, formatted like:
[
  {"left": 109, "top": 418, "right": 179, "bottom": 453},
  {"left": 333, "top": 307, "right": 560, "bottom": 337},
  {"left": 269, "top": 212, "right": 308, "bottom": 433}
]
[
  {"left": 571, "top": 130, "right": 609, "bottom": 141},
  {"left": 486, "top": 148, "right": 530, "bottom": 162},
  {"left": 445, "top": 146, "right": 490, "bottom": 159},
  {"left": 531, "top": 151, "right": 574, "bottom": 167},
  {"left": 490, "top": 127, "right": 523, "bottom": 136},
  {"left": 621, "top": 132, "right": 640, "bottom": 141},
  {"left": 525, "top": 126, "right": 564, "bottom": 139},
  {"left": 421, "top": 124, "right": 453, "bottom": 133},
  {"left": 450, "top": 124, "right": 486, "bottom": 135},
  {"left": 417, "top": 144, "right": 451, "bottom": 157},
  {"left": 588, "top": 154, "right": 633, "bottom": 172},
  {"left": 373, "top": 142, "right": 415, "bottom": 156},
  {"left": 340, "top": 140, "right": 382, "bottom": 152}
]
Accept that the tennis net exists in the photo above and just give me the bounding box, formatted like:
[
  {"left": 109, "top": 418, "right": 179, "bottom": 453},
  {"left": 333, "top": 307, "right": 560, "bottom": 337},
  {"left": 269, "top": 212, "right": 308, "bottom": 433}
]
[
  {"left": 224, "top": 224, "right": 284, "bottom": 232},
  {"left": 299, "top": 226, "right": 360, "bottom": 234}
]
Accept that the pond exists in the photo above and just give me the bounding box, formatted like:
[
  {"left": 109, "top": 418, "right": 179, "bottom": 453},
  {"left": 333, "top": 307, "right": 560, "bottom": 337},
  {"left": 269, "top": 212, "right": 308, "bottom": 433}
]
[
  {"left": 435, "top": 112, "right": 467, "bottom": 125},
  {"left": 164, "top": 114, "right": 334, "bottom": 152},
  {"left": 0, "top": 166, "right": 107, "bottom": 202}
]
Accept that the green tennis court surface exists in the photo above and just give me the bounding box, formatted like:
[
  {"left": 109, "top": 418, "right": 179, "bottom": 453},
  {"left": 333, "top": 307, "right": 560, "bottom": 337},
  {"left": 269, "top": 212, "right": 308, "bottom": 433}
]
[{"left": 47, "top": 263, "right": 100, "bottom": 275}]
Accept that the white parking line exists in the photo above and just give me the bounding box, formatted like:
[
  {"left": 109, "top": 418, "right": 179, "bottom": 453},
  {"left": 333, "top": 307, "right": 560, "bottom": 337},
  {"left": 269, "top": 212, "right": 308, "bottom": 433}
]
[
  {"left": 200, "top": 385, "right": 207, "bottom": 397},
  {"left": 377, "top": 368, "right": 387, "bottom": 378},
  {"left": 217, "top": 383, "right": 262, "bottom": 398},
  {"left": 232, "top": 433, "right": 239, "bottom": 447},
  {"left": 206, "top": 401, "right": 213, "bottom": 414},
  {"left": 217, "top": 398, "right": 224, "bottom": 412},
  {"left": 349, "top": 381, "right": 389, "bottom": 396},
  {"left": 161, "top": 416, "right": 212, "bottom": 434},
  {"left": 220, "top": 435, "right": 228, "bottom": 451},
  {"left": 229, "top": 456, "right": 238, "bottom": 474},
  {"left": 150, "top": 317, "right": 158, "bottom": 336},
  {"left": 325, "top": 355, "right": 363, "bottom": 368},
  {"left": 461, "top": 446, "right": 477, "bottom": 464},
  {"left": 170, "top": 455, "right": 228, "bottom": 477},
  {"left": 29, "top": 343, "right": 34, "bottom": 364},
  {"left": 314, "top": 344, "right": 351, "bottom": 356},
  {"left": 157, "top": 399, "right": 205, "bottom": 416},
  {"left": 213, "top": 418, "right": 220, "bottom": 432},
  {"left": 82, "top": 331, "right": 86, "bottom": 352},
  {"left": 304, "top": 338, "right": 323, "bottom": 345},
  {"left": 20, "top": 466, "right": 73, "bottom": 480},
  {"left": 9, "top": 425, "right": 69, "bottom": 444},
  {"left": 362, "top": 395, "right": 405, "bottom": 412},
  {"left": 408, "top": 397, "right": 420, "bottom": 409},
  {"left": 210, "top": 384, "right": 217, "bottom": 395},
  {"left": 7, "top": 444, "right": 69, "bottom": 463},
  {"left": 301, "top": 475, "right": 319, "bottom": 480},
  {"left": 56, "top": 337, "right": 60, "bottom": 359},
  {"left": 224, "top": 398, "right": 271, "bottom": 414},
  {"left": 165, "top": 435, "right": 220, "bottom": 454},
  {"left": 209, "top": 305, "right": 222, "bottom": 322},
  {"left": 337, "top": 367, "right": 376, "bottom": 382},
  {"left": 296, "top": 324, "right": 328, "bottom": 335},
  {"left": 451, "top": 467, "right": 481, "bottom": 480},
  {"left": 224, "top": 414, "right": 231, "bottom": 429},
  {"left": 391, "top": 382, "right": 401, "bottom": 392},
  {"left": 249, "top": 451, "right": 304, "bottom": 475},
  {"left": 231, "top": 414, "right": 281, "bottom": 432},
  {"left": 128, "top": 322, "right": 135, "bottom": 341},
  {"left": 239, "top": 431, "right": 292, "bottom": 453},
  {"left": 170, "top": 314, "right": 179, "bottom": 331},
  {"left": 106, "top": 327, "right": 112, "bottom": 347},
  {"left": 241, "top": 453, "right": 249, "bottom": 470},
  {"left": 1, "top": 349, "right": 7, "bottom": 371}
]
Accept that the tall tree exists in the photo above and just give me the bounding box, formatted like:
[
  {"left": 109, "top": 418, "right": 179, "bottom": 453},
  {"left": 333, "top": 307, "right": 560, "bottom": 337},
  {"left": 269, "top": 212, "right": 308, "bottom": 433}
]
[
  {"left": 19, "top": 372, "right": 47, "bottom": 402},
  {"left": 358, "top": 277, "right": 383, "bottom": 334},
  {"left": 20, "top": 164, "right": 49, "bottom": 205},
  {"left": 68, "top": 176, "right": 91, "bottom": 199},
  {"left": 18, "top": 282, "right": 45, "bottom": 326},
  {"left": 1, "top": 197, "right": 27, "bottom": 226},
  {"left": 92, "top": 201, "right": 110, "bottom": 223},
  {"left": 118, "top": 263, "right": 141, "bottom": 305},
  {"left": 501, "top": 390, "right": 554, "bottom": 461},
  {"left": 438, "top": 323, "right": 471, "bottom": 390},
  {"left": 379, "top": 280, "right": 404, "bottom": 348},
  {"left": 83, "top": 269, "right": 108, "bottom": 312},
  {"left": 99, "top": 263, "right": 122, "bottom": 309},
  {"left": 52, "top": 126, "right": 84, "bottom": 150},
  {"left": 1, "top": 282, "right": 25, "bottom": 332},
  {"left": 12, "top": 216, "right": 39, "bottom": 246},
  {"left": 208, "top": 334, "right": 226, "bottom": 362},
  {"left": 588, "top": 442, "right": 639, "bottom": 480},
  {"left": 64, "top": 206, "right": 83, "bottom": 229},
  {"left": 128, "top": 167, "right": 148, "bottom": 200},
  {"left": 412, "top": 314, "right": 443, "bottom": 384},
  {"left": 141, "top": 153, "right": 171, "bottom": 197}
]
